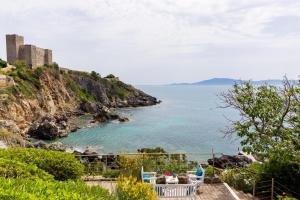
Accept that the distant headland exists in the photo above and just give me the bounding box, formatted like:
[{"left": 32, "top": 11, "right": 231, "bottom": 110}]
[{"left": 171, "top": 78, "right": 294, "bottom": 86}]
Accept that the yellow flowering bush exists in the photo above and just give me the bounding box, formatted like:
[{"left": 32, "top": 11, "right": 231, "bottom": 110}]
[{"left": 116, "top": 176, "right": 158, "bottom": 200}]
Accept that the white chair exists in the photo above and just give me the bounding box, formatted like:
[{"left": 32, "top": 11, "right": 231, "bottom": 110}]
[
  {"left": 187, "top": 164, "right": 205, "bottom": 185},
  {"left": 141, "top": 166, "right": 157, "bottom": 184}
]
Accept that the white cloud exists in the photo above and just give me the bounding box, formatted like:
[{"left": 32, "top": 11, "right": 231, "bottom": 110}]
[{"left": 0, "top": 0, "right": 299, "bottom": 84}]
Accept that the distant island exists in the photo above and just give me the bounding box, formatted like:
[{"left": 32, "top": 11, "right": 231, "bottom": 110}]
[{"left": 171, "top": 78, "right": 294, "bottom": 86}]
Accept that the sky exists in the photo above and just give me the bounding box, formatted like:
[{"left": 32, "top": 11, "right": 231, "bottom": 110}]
[{"left": 0, "top": 0, "right": 299, "bottom": 84}]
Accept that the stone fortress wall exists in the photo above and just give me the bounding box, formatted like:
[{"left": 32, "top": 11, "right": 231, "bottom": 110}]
[{"left": 6, "top": 34, "right": 52, "bottom": 68}]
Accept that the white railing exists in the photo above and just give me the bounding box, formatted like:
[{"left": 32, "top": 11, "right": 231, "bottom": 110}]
[{"left": 155, "top": 184, "right": 197, "bottom": 199}]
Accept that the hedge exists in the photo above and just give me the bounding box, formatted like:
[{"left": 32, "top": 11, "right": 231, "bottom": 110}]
[
  {"left": 0, "top": 158, "right": 53, "bottom": 181},
  {"left": 0, "top": 148, "right": 84, "bottom": 180},
  {"left": 0, "top": 177, "right": 115, "bottom": 200}
]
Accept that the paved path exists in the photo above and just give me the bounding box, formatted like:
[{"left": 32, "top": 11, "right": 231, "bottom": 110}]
[{"left": 86, "top": 181, "right": 240, "bottom": 200}]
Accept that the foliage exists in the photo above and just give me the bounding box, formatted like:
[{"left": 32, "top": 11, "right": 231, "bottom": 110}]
[
  {"left": 118, "top": 155, "right": 151, "bottom": 178},
  {"left": 7, "top": 62, "right": 43, "bottom": 97},
  {"left": 105, "top": 74, "right": 115, "bottom": 79},
  {"left": 0, "top": 148, "right": 84, "bottom": 180},
  {"left": 205, "top": 166, "right": 220, "bottom": 177},
  {"left": 138, "top": 147, "right": 166, "bottom": 153},
  {"left": 66, "top": 78, "right": 95, "bottom": 102},
  {"left": 222, "top": 79, "right": 300, "bottom": 194},
  {"left": 103, "top": 169, "right": 121, "bottom": 178},
  {"left": 221, "top": 79, "right": 300, "bottom": 158},
  {"left": 91, "top": 71, "right": 101, "bottom": 81},
  {"left": 0, "top": 177, "right": 115, "bottom": 200},
  {"left": 0, "top": 128, "right": 25, "bottom": 147},
  {"left": 0, "top": 158, "right": 53, "bottom": 181},
  {"left": 260, "top": 160, "right": 300, "bottom": 194},
  {"left": 221, "top": 163, "right": 262, "bottom": 192},
  {"left": 0, "top": 59, "right": 7, "bottom": 68},
  {"left": 116, "top": 176, "right": 158, "bottom": 200},
  {"left": 278, "top": 196, "right": 298, "bottom": 200}
]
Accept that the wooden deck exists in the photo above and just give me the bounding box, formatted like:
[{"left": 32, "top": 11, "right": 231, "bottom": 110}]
[{"left": 85, "top": 180, "right": 253, "bottom": 200}]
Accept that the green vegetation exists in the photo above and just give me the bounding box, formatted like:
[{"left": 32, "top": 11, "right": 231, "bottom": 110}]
[
  {"left": 0, "top": 177, "right": 114, "bottom": 200},
  {"left": 105, "top": 74, "right": 115, "bottom": 79},
  {"left": 0, "top": 59, "right": 7, "bottom": 68},
  {"left": 116, "top": 176, "right": 158, "bottom": 200},
  {"left": 0, "top": 148, "right": 84, "bottom": 180},
  {"left": 221, "top": 163, "right": 262, "bottom": 192},
  {"left": 221, "top": 79, "right": 300, "bottom": 196},
  {"left": 5, "top": 61, "right": 43, "bottom": 98},
  {"left": 66, "top": 78, "right": 95, "bottom": 102},
  {"left": 0, "top": 158, "right": 53, "bottom": 180},
  {"left": 138, "top": 147, "right": 166, "bottom": 153},
  {"left": 103, "top": 169, "right": 121, "bottom": 178},
  {"left": 0, "top": 148, "right": 114, "bottom": 199},
  {"left": 91, "top": 71, "right": 101, "bottom": 81}
]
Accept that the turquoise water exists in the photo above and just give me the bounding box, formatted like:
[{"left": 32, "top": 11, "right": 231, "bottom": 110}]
[{"left": 59, "top": 85, "right": 240, "bottom": 156}]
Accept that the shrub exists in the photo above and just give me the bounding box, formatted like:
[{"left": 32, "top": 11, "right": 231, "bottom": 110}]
[
  {"left": 116, "top": 176, "right": 158, "bottom": 200},
  {"left": 221, "top": 163, "right": 262, "bottom": 193},
  {"left": 91, "top": 71, "right": 101, "bottom": 81},
  {"left": 205, "top": 166, "right": 219, "bottom": 177},
  {"left": 105, "top": 74, "right": 115, "bottom": 79},
  {"left": 0, "top": 158, "right": 53, "bottom": 181},
  {"left": 103, "top": 169, "right": 121, "bottom": 178},
  {"left": 0, "top": 177, "right": 115, "bottom": 200},
  {"left": 0, "top": 148, "right": 84, "bottom": 180},
  {"left": 0, "top": 59, "right": 7, "bottom": 68},
  {"left": 66, "top": 78, "right": 95, "bottom": 102}
]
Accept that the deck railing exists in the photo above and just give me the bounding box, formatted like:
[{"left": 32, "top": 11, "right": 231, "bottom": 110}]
[{"left": 155, "top": 183, "right": 197, "bottom": 199}]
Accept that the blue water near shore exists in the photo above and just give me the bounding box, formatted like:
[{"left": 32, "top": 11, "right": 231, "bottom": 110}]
[{"left": 58, "top": 85, "right": 241, "bottom": 158}]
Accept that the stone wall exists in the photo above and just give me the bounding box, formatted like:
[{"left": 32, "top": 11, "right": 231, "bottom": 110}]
[
  {"left": 6, "top": 34, "right": 24, "bottom": 64},
  {"left": 44, "top": 49, "right": 52, "bottom": 65}
]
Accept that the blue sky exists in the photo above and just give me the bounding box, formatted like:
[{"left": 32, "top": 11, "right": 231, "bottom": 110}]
[{"left": 0, "top": 0, "right": 299, "bottom": 84}]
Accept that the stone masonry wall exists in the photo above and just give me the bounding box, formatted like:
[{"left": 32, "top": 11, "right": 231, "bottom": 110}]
[{"left": 6, "top": 34, "right": 24, "bottom": 64}]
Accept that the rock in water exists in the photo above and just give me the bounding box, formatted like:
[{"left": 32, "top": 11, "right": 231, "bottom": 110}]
[{"left": 207, "top": 154, "right": 252, "bottom": 169}]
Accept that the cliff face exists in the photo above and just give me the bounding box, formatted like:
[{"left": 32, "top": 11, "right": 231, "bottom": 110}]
[{"left": 0, "top": 64, "right": 158, "bottom": 139}]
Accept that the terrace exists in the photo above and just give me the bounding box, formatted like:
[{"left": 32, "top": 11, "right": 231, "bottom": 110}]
[{"left": 78, "top": 151, "right": 255, "bottom": 200}]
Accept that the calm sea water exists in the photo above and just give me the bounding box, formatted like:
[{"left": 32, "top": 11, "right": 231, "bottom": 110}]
[{"left": 58, "top": 85, "right": 241, "bottom": 157}]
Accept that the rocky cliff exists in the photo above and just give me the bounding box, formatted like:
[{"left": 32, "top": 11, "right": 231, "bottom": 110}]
[{"left": 0, "top": 63, "right": 159, "bottom": 141}]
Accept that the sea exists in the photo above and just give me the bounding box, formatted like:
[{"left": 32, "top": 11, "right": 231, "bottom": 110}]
[{"left": 58, "top": 85, "right": 241, "bottom": 160}]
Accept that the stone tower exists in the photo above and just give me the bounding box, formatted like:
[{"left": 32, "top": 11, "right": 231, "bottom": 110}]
[
  {"left": 5, "top": 34, "right": 53, "bottom": 68},
  {"left": 6, "top": 34, "right": 24, "bottom": 65}
]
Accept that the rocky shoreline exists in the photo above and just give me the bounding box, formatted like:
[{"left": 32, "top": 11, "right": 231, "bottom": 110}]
[{"left": 0, "top": 65, "right": 160, "bottom": 147}]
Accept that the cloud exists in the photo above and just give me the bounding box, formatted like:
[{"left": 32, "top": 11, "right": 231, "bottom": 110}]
[{"left": 0, "top": 0, "right": 299, "bottom": 84}]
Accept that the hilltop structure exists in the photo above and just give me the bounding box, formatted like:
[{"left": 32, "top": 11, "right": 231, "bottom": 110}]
[{"left": 6, "top": 34, "right": 52, "bottom": 68}]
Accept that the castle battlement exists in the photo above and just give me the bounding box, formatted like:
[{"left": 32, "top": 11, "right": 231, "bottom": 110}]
[{"left": 6, "top": 34, "right": 52, "bottom": 68}]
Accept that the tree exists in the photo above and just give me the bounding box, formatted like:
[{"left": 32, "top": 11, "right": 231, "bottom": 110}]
[
  {"left": 221, "top": 79, "right": 300, "bottom": 160},
  {"left": 91, "top": 71, "right": 101, "bottom": 81}
]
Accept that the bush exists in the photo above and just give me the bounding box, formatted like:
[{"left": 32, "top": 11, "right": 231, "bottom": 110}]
[
  {"left": 66, "top": 78, "right": 95, "bottom": 102},
  {"left": 0, "top": 148, "right": 84, "bottom": 180},
  {"left": 205, "top": 166, "right": 220, "bottom": 177},
  {"left": 0, "top": 158, "right": 53, "bottom": 181},
  {"left": 116, "top": 176, "right": 158, "bottom": 200},
  {"left": 105, "top": 74, "right": 115, "bottom": 79},
  {"left": 0, "top": 177, "right": 115, "bottom": 200},
  {"left": 103, "top": 169, "right": 121, "bottom": 178},
  {"left": 221, "top": 163, "right": 262, "bottom": 192},
  {"left": 0, "top": 59, "right": 7, "bottom": 68},
  {"left": 91, "top": 71, "right": 101, "bottom": 81}
]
